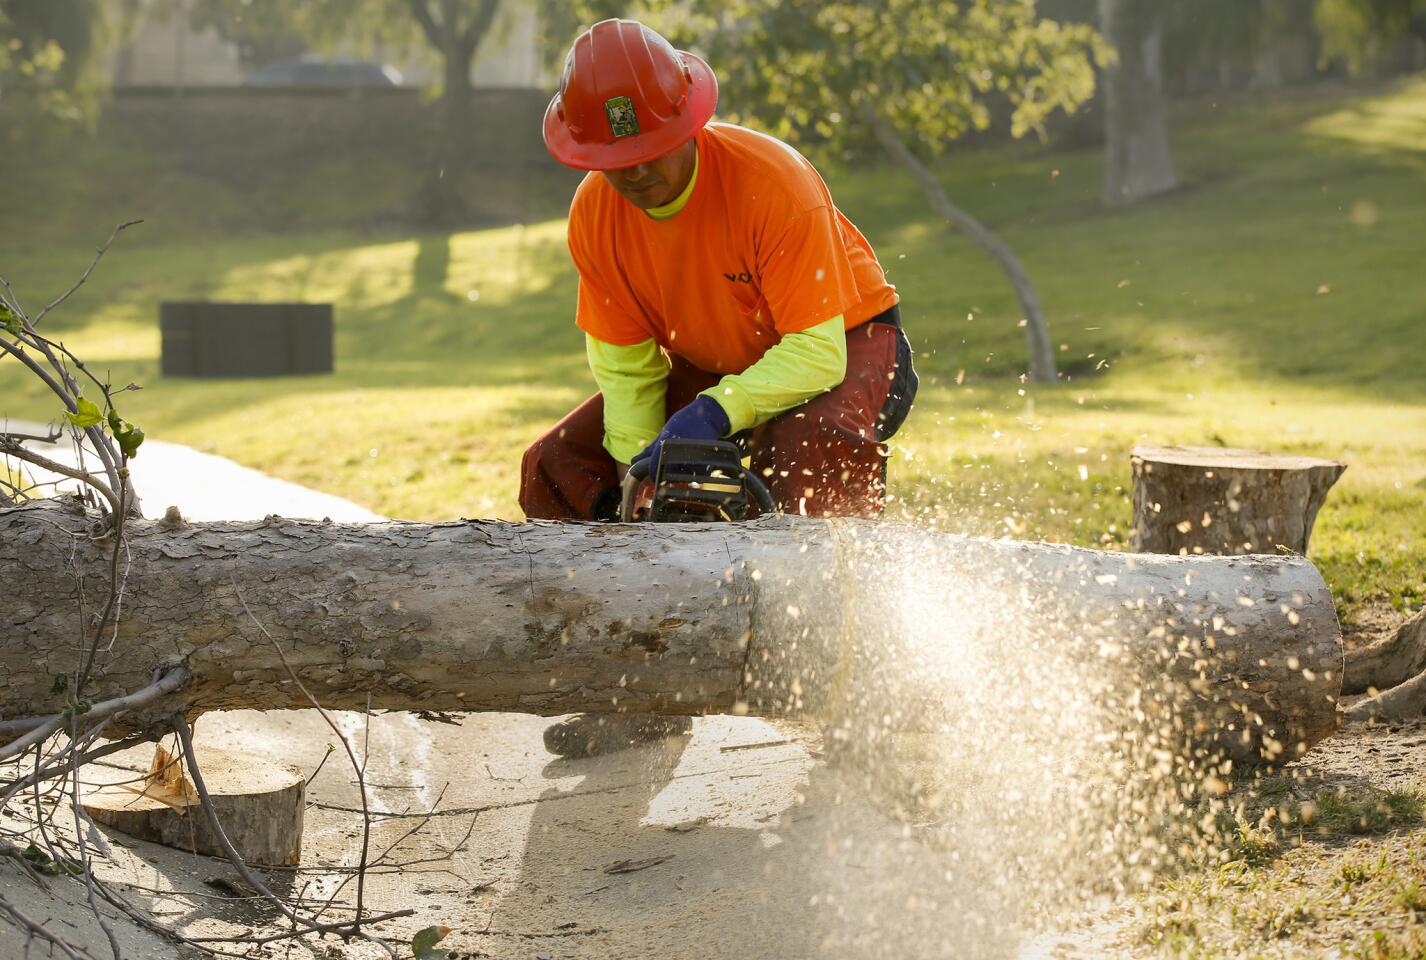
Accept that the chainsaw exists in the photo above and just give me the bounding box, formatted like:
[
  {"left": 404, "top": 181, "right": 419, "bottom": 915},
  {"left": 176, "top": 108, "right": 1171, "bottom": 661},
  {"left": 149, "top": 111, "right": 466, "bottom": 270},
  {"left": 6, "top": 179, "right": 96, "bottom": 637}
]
[{"left": 619, "top": 439, "right": 777, "bottom": 523}]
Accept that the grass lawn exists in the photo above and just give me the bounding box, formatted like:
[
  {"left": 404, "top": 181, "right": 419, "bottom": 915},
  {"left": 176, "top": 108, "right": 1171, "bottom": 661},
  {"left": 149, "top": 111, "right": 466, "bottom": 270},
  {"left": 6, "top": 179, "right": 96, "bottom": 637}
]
[{"left": 2, "top": 76, "right": 1423, "bottom": 618}]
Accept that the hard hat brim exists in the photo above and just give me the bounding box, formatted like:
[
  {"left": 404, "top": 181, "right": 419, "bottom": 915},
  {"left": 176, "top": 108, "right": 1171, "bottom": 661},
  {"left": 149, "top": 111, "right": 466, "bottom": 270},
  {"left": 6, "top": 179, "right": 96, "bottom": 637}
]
[{"left": 542, "top": 51, "right": 719, "bottom": 171}]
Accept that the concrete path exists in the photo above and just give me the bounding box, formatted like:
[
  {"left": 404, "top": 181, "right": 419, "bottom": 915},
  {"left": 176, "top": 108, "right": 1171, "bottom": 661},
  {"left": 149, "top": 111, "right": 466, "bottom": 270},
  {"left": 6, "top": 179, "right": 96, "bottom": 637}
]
[{"left": 6, "top": 419, "right": 382, "bottom": 522}]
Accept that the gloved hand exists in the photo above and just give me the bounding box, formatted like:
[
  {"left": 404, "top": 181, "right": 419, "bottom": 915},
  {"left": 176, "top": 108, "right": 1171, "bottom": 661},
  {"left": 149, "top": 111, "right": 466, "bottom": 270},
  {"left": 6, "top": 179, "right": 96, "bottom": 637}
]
[{"left": 633, "top": 395, "right": 731, "bottom": 475}]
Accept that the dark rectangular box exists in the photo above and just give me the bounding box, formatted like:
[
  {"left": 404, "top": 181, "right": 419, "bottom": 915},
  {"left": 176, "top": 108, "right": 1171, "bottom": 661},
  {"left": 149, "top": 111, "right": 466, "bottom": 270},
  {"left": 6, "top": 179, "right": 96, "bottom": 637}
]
[{"left": 160, "top": 302, "right": 334, "bottom": 378}]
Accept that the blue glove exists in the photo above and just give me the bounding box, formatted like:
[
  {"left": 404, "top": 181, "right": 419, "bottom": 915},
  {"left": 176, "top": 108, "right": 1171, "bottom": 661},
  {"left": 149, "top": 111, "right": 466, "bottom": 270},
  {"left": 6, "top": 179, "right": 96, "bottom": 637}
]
[{"left": 633, "top": 395, "right": 731, "bottom": 475}]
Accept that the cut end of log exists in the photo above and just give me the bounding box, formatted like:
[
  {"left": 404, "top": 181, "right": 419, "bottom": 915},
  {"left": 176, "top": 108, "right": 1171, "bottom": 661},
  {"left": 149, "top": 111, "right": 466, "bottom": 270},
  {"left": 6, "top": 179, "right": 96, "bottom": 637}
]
[{"left": 82, "top": 745, "right": 305, "bottom": 866}]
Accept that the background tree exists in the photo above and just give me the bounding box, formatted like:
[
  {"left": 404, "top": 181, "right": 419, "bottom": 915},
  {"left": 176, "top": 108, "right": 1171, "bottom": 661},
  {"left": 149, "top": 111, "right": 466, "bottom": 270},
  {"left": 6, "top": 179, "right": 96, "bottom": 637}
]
[
  {"left": 0, "top": 0, "right": 127, "bottom": 120},
  {"left": 1159, "top": 0, "right": 1320, "bottom": 91},
  {"left": 1098, "top": 0, "right": 1178, "bottom": 206},
  {"left": 1315, "top": 0, "right": 1426, "bottom": 72},
  {"left": 534, "top": 0, "right": 623, "bottom": 68},
  {"left": 653, "top": 0, "right": 1104, "bottom": 384}
]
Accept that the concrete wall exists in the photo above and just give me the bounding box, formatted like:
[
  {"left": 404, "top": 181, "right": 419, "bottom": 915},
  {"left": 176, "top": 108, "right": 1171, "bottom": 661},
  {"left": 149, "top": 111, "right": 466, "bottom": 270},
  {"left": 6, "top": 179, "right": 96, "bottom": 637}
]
[
  {"left": 107, "top": 86, "right": 555, "bottom": 170},
  {"left": 89, "top": 86, "right": 576, "bottom": 230}
]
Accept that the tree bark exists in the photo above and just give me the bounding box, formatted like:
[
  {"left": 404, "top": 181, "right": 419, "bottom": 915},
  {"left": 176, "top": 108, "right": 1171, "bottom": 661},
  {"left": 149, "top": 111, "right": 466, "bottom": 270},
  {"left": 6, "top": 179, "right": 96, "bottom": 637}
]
[
  {"left": 1345, "top": 606, "right": 1426, "bottom": 695},
  {"left": 1099, "top": 0, "right": 1179, "bottom": 205},
  {"left": 1, "top": 501, "right": 1343, "bottom": 765},
  {"left": 864, "top": 108, "right": 1057, "bottom": 383},
  {"left": 1344, "top": 607, "right": 1426, "bottom": 721},
  {"left": 1131, "top": 445, "right": 1345, "bottom": 556}
]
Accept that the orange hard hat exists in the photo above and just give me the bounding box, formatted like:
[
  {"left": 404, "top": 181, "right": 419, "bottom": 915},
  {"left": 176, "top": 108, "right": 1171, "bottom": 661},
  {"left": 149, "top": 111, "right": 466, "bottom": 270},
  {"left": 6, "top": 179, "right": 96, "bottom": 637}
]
[{"left": 543, "top": 19, "right": 718, "bottom": 171}]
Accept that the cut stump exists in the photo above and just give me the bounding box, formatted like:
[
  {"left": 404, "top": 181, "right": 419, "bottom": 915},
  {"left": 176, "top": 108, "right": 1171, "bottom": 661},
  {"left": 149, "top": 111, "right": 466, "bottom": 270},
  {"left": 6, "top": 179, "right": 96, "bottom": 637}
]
[
  {"left": 82, "top": 745, "right": 304, "bottom": 866},
  {"left": 1131, "top": 445, "right": 1345, "bottom": 556}
]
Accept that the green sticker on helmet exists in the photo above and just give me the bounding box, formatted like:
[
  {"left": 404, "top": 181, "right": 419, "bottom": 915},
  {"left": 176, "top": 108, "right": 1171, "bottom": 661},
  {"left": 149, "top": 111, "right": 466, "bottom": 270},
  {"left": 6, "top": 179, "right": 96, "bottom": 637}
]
[{"left": 604, "top": 95, "right": 640, "bottom": 138}]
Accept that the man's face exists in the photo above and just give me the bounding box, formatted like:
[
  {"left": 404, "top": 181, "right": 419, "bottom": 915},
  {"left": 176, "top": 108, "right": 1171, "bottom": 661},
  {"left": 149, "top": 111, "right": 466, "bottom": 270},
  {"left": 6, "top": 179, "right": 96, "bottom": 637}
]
[{"left": 601, "top": 139, "right": 697, "bottom": 210}]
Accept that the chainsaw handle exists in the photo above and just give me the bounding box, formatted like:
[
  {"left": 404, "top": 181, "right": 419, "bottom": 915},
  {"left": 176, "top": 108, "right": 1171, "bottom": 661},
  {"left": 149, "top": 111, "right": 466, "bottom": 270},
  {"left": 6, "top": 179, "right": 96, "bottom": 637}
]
[
  {"left": 619, "top": 459, "right": 652, "bottom": 523},
  {"left": 743, "top": 465, "right": 777, "bottom": 515}
]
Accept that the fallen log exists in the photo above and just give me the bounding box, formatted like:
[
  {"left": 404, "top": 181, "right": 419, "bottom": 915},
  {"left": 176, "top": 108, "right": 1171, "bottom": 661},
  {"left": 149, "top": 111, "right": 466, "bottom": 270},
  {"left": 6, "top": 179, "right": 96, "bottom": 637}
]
[{"left": 1, "top": 501, "right": 1344, "bottom": 764}]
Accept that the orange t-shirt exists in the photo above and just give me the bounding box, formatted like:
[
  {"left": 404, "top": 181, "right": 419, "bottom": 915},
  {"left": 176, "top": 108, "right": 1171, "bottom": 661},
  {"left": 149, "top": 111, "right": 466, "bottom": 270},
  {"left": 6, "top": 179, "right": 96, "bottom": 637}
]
[{"left": 567, "top": 122, "right": 899, "bottom": 375}]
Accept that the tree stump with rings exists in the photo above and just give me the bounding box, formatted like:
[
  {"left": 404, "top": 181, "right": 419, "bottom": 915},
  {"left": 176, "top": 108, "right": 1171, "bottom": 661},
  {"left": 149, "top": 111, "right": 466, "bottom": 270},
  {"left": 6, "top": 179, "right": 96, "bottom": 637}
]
[{"left": 1131, "top": 445, "right": 1345, "bottom": 556}]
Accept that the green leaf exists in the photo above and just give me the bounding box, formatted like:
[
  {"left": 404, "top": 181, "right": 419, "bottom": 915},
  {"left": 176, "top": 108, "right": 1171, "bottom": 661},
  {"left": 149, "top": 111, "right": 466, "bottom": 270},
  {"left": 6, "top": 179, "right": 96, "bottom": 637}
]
[
  {"left": 65, "top": 397, "right": 103, "bottom": 429},
  {"left": 50, "top": 673, "right": 69, "bottom": 695},
  {"left": 21, "top": 842, "right": 82, "bottom": 876},
  {"left": 411, "top": 926, "right": 451, "bottom": 960},
  {"left": 105, "top": 408, "right": 145, "bottom": 459},
  {"left": 44, "top": 857, "right": 83, "bottom": 877},
  {"left": 116, "top": 424, "right": 144, "bottom": 459},
  {"left": 0, "top": 304, "right": 20, "bottom": 337}
]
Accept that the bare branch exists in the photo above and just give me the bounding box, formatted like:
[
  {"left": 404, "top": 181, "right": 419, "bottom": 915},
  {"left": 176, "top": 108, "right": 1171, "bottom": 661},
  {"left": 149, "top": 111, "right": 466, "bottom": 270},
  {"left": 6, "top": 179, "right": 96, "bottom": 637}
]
[
  {"left": 0, "top": 440, "right": 121, "bottom": 515},
  {"left": 0, "top": 893, "right": 95, "bottom": 960},
  {"left": 407, "top": 0, "right": 446, "bottom": 51},
  {"left": 0, "top": 428, "right": 63, "bottom": 445},
  {"left": 461, "top": 0, "right": 503, "bottom": 56},
  {"left": 0, "top": 732, "right": 152, "bottom": 804},
  {"left": 31, "top": 221, "right": 143, "bottom": 328},
  {"left": 0, "top": 665, "right": 190, "bottom": 765},
  {"left": 0, "top": 339, "right": 79, "bottom": 416},
  {"left": 0, "top": 338, "right": 127, "bottom": 508},
  {"left": 68, "top": 714, "right": 124, "bottom": 960},
  {"left": 232, "top": 575, "right": 377, "bottom": 929},
  {"left": 170, "top": 715, "right": 402, "bottom": 958}
]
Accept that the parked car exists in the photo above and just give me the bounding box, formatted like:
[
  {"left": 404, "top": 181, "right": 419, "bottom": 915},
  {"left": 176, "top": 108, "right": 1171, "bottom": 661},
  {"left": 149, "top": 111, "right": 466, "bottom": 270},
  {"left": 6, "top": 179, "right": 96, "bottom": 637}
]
[{"left": 242, "top": 58, "right": 403, "bottom": 88}]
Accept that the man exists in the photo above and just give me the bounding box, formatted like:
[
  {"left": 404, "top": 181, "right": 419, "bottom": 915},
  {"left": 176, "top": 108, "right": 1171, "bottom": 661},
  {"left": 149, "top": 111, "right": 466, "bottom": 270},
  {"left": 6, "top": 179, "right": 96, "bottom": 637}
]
[{"left": 525, "top": 19, "right": 917, "bottom": 757}]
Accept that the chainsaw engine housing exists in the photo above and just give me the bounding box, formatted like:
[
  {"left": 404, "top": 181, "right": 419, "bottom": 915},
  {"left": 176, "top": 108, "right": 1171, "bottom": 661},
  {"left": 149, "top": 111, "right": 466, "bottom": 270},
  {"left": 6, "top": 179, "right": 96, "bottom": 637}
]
[{"left": 623, "top": 439, "right": 772, "bottom": 522}]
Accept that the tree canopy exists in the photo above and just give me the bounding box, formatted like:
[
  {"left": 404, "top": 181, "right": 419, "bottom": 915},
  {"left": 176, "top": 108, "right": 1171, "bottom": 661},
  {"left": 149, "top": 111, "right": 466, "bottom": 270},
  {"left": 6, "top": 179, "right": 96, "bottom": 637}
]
[
  {"left": 1315, "top": 0, "right": 1426, "bottom": 72},
  {"left": 649, "top": 0, "right": 1104, "bottom": 166},
  {"left": 0, "top": 0, "right": 117, "bottom": 117},
  {"left": 636, "top": 0, "right": 1105, "bottom": 383}
]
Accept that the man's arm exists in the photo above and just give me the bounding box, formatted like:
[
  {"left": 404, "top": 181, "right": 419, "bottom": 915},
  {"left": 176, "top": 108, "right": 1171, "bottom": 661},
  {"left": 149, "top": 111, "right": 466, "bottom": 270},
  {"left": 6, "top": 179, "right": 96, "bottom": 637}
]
[
  {"left": 699, "top": 315, "right": 848, "bottom": 434},
  {"left": 586, "top": 334, "right": 670, "bottom": 466}
]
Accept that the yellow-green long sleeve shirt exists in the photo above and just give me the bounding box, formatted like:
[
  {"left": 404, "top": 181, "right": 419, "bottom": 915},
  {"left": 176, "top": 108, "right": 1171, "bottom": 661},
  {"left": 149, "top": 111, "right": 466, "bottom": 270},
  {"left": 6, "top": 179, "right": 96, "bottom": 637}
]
[
  {"left": 585, "top": 334, "right": 669, "bottom": 465},
  {"left": 586, "top": 314, "right": 848, "bottom": 464}
]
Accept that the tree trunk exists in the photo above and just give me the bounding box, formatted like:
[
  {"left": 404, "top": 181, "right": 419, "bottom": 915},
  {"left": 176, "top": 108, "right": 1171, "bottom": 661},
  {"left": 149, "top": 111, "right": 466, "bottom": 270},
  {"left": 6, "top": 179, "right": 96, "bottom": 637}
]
[
  {"left": 1131, "top": 445, "right": 1346, "bottom": 556},
  {"left": 1251, "top": 9, "right": 1285, "bottom": 91},
  {"left": 1099, "top": 0, "right": 1179, "bottom": 205},
  {"left": 864, "top": 108, "right": 1057, "bottom": 383},
  {"left": 1, "top": 501, "right": 1343, "bottom": 765},
  {"left": 406, "top": 0, "right": 500, "bottom": 225},
  {"left": 420, "top": 41, "right": 476, "bottom": 223}
]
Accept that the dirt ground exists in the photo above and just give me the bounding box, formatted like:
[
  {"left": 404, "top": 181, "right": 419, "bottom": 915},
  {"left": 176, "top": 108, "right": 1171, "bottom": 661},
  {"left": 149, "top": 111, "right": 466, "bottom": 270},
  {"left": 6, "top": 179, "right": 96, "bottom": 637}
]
[
  {"left": 4, "top": 705, "right": 1422, "bottom": 960},
  {"left": 6, "top": 709, "right": 1038, "bottom": 960}
]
